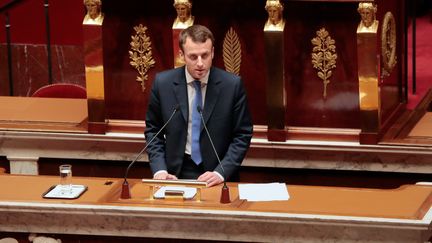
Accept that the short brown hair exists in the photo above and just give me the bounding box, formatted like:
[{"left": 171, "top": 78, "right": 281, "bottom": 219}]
[{"left": 179, "top": 25, "right": 215, "bottom": 52}]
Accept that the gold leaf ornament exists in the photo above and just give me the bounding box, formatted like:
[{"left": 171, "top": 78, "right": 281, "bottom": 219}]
[
  {"left": 381, "top": 11, "right": 397, "bottom": 78},
  {"left": 129, "top": 24, "right": 156, "bottom": 91},
  {"left": 311, "top": 28, "right": 337, "bottom": 98},
  {"left": 222, "top": 27, "right": 242, "bottom": 75}
]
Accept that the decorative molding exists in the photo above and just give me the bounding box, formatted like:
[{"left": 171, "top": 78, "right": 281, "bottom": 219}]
[
  {"left": 222, "top": 27, "right": 242, "bottom": 75},
  {"left": 129, "top": 24, "right": 155, "bottom": 92},
  {"left": 311, "top": 28, "right": 337, "bottom": 99},
  {"left": 381, "top": 12, "right": 397, "bottom": 78}
]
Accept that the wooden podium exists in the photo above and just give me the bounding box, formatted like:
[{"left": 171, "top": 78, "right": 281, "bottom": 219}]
[{"left": 0, "top": 174, "right": 430, "bottom": 242}]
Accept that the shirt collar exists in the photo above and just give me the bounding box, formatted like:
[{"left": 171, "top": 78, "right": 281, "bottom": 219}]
[{"left": 185, "top": 68, "right": 209, "bottom": 85}]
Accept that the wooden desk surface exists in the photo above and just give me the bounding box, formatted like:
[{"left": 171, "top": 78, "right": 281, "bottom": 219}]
[
  {"left": 0, "top": 174, "right": 119, "bottom": 204},
  {"left": 409, "top": 112, "right": 432, "bottom": 138},
  {"left": 1, "top": 174, "right": 431, "bottom": 220},
  {"left": 0, "top": 97, "right": 87, "bottom": 123},
  {"left": 0, "top": 96, "right": 87, "bottom": 132}
]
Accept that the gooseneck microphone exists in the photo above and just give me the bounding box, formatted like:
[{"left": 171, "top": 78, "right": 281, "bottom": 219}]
[
  {"left": 197, "top": 106, "right": 231, "bottom": 204},
  {"left": 121, "top": 105, "right": 179, "bottom": 199}
]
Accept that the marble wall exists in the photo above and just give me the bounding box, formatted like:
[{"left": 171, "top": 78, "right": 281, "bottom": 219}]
[{"left": 0, "top": 44, "right": 85, "bottom": 97}]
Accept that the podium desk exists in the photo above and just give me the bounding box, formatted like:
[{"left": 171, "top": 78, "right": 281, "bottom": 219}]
[{"left": 0, "top": 174, "right": 431, "bottom": 242}]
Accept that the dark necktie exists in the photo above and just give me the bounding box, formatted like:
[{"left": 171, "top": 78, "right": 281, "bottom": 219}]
[{"left": 191, "top": 80, "right": 203, "bottom": 165}]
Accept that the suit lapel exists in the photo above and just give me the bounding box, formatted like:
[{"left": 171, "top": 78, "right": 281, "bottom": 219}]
[
  {"left": 173, "top": 68, "right": 188, "bottom": 123},
  {"left": 202, "top": 68, "right": 221, "bottom": 129}
]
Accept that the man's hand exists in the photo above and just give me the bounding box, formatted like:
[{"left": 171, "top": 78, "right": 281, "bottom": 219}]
[
  {"left": 197, "top": 172, "right": 223, "bottom": 187},
  {"left": 153, "top": 171, "right": 178, "bottom": 180}
]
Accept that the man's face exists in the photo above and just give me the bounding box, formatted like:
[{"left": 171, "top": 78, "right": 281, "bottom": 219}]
[
  {"left": 180, "top": 37, "right": 214, "bottom": 80},
  {"left": 175, "top": 4, "right": 190, "bottom": 22}
]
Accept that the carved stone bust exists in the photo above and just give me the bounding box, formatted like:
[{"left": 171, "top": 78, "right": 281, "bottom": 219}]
[
  {"left": 83, "top": 0, "right": 103, "bottom": 25},
  {"left": 264, "top": 0, "right": 285, "bottom": 31},
  {"left": 173, "top": 0, "right": 194, "bottom": 29},
  {"left": 357, "top": 3, "right": 378, "bottom": 32}
]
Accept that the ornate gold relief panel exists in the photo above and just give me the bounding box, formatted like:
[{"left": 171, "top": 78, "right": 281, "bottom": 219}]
[
  {"left": 223, "top": 27, "right": 242, "bottom": 75},
  {"left": 311, "top": 28, "right": 337, "bottom": 99},
  {"left": 381, "top": 12, "right": 397, "bottom": 77},
  {"left": 129, "top": 24, "right": 156, "bottom": 92}
]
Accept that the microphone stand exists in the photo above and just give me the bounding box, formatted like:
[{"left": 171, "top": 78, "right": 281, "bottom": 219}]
[
  {"left": 197, "top": 107, "right": 230, "bottom": 204},
  {"left": 121, "top": 106, "right": 179, "bottom": 199}
]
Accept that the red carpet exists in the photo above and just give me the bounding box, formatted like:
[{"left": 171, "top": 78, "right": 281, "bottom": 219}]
[{"left": 407, "top": 15, "right": 432, "bottom": 110}]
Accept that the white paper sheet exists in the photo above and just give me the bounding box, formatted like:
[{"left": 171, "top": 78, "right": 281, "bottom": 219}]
[{"left": 238, "top": 183, "right": 289, "bottom": 202}]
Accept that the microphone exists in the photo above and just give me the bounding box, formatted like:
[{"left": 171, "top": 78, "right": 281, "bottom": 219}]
[
  {"left": 121, "top": 105, "right": 179, "bottom": 199},
  {"left": 197, "top": 106, "right": 230, "bottom": 204}
]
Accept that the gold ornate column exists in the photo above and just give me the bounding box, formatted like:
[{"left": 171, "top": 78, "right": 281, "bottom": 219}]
[
  {"left": 83, "top": 0, "right": 106, "bottom": 134},
  {"left": 264, "top": 0, "right": 286, "bottom": 141},
  {"left": 172, "top": 0, "right": 194, "bottom": 68},
  {"left": 357, "top": 2, "right": 380, "bottom": 144}
]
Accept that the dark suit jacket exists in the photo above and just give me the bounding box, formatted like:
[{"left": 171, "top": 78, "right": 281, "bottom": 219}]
[{"left": 145, "top": 66, "right": 253, "bottom": 180}]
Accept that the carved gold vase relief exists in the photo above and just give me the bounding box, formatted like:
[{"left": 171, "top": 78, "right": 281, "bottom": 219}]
[
  {"left": 129, "top": 24, "right": 156, "bottom": 92},
  {"left": 311, "top": 28, "right": 337, "bottom": 98}
]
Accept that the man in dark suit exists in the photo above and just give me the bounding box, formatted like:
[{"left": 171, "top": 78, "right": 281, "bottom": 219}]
[{"left": 145, "top": 25, "right": 253, "bottom": 187}]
